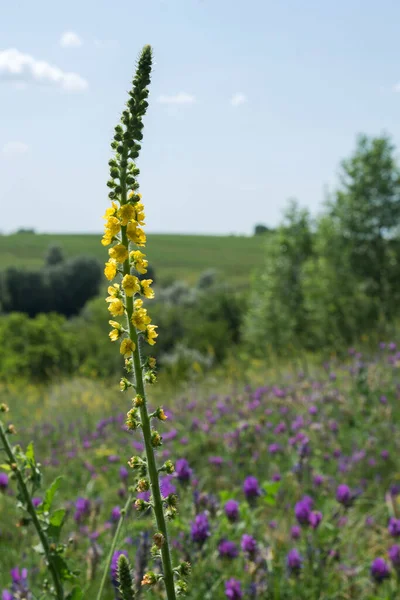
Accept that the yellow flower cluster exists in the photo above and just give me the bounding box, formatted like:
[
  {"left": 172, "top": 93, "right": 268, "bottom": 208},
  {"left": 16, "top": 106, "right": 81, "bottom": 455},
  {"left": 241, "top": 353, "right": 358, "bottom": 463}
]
[{"left": 102, "top": 193, "right": 158, "bottom": 351}]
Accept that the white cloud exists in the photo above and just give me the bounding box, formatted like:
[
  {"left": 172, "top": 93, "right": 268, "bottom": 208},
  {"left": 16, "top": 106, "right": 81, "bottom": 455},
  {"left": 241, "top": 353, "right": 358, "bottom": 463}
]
[
  {"left": 230, "top": 93, "right": 247, "bottom": 107},
  {"left": 0, "top": 48, "right": 88, "bottom": 92},
  {"left": 2, "top": 141, "right": 29, "bottom": 156},
  {"left": 60, "top": 31, "right": 83, "bottom": 48},
  {"left": 157, "top": 92, "right": 196, "bottom": 105}
]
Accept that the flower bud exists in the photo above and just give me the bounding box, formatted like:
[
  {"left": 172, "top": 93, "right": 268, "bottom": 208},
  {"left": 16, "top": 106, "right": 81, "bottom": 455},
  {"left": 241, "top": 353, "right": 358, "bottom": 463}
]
[
  {"left": 120, "top": 378, "right": 133, "bottom": 392},
  {"left": 141, "top": 571, "right": 157, "bottom": 586},
  {"left": 133, "top": 395, "right": 144, "bottom": 407},
  {"left": 134, "top": 499, "right": 150, "bottom": 512},
  {"left": 153, "top": 532, "right": 164, "bottom": 548},
  {"left": 136, "top": 478, "right": 149, "bottom": 492},
  {"left": 151, "top": 431, "right": 162, "bottom": 447},
  {"left": 126, "top": 409, "right": 141, "bottom": 431},
  {"left": 0, "top": 404, "right": 9, "bottom": 413}
]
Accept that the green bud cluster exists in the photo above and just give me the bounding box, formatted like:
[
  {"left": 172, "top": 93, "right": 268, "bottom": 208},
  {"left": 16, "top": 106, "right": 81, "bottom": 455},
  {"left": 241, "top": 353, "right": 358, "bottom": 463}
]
[{"left": 117, "top": 554, "right": 135, "bottom": 600}]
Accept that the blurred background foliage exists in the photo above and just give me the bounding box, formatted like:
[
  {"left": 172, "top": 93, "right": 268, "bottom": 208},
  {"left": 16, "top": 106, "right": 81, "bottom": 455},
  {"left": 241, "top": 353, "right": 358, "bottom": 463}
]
[{"left": 1, "top": 134, "right": 400, "bottom": 383}]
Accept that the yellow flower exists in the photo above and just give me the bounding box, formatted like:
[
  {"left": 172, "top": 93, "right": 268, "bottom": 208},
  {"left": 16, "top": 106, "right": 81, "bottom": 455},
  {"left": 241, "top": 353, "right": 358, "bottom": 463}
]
[
  {"left": 104, "top": 216, "right": 121, "bottom": 237},
  {"left": 130, "top": 250, "right": 148, "bottom": 274},
  {"left": 109, "top": 320, "right": 122, "bottom": 342},
  {"left": 107, "top": 284, "right": 120, "bottom": 298},
  {"left": 120, "top": 337, "right": 136, "bottom": 357},
  {"left": 140, "top": 279, "right": 155, "bottom": 299},
  {"left": 101, "top": 233, "right": 113, "bottom": 247},
  {"left": 134, "top": 298, "right": 144, "bottom": 309},
  {"left": 127, "top": 222, "right": 146, "bottom": 247},
  {"left": 118, "top": 204, "right": 136, "bottom": 226},
  {"left": 145, "top": 324, "right": 158, "bottom": 345},
  {"left": 134, "top": 202, "right": 146, "bottom": 225},
  {"left": 103, "top": 202, "right": 118, "bottom": 219},
  {"left": 107, "top": 298, "right": 125, "bottom": 317},
  {"left": 109, "top": 244, "right": 129, "bottom": 263},
  {"left": 104, "top": 259, "right": 118, "bottom": 281},
  {"left": 122, "top": 274, "right": 140, "bottom": 297},
  {"left": 148, "top": 357, "right": 156, "bottom": 369},
  {"left": 131, "top": 307, "right": 151, "bottom": 331}
]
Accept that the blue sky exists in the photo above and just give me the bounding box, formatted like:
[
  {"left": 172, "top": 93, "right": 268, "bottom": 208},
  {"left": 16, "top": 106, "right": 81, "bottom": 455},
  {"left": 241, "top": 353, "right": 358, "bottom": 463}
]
[{"left": 2, "top": 0, "right": 400, "bottom": 235}]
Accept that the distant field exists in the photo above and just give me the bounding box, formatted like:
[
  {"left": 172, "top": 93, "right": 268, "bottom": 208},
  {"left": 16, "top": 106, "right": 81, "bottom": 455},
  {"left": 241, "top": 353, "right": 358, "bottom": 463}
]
[{"left": 0, "top": 232, "right": 266, "bottom": 284}]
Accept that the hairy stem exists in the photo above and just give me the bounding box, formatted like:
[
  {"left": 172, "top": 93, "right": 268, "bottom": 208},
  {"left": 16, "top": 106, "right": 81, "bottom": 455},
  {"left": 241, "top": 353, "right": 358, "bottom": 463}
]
[
  {"left": 96, "top": 492, "right": 134, "bottom": 600},
  {"left": 0, "top": 423, "right": 64, "bottom": 600},
  {"left": 120, "top": 150, "right": 176, "bottom": 600}
]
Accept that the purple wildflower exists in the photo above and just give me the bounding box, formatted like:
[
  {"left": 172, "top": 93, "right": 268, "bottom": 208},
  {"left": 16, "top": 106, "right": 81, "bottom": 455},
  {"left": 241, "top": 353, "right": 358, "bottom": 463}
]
[
  {"left": 0, "top": 473, "right": 8, "bottom": 491},
  {"left": 225, "top": 578, "right": 242, "bottom": 600},
  {"left": 287, "top": 549, "right": 302, "bottom": 573},
  {"left": 110, "top": 506, "right": 121, "bottom": 522},
  {"left": 371, "top": 558, "right": 390, "bottom": 583},
  {"left": 291, "top": 525, "right": 301, "bottom": 539},
  {"left": 309, "top": 511, "right": 322, "bottom": 529},
  {"left": 175, "top": 458, "right": 192, "bottom": 483},
  {"left": 388, "top": 517, "right": 400, "bottom": 537},
  {"left": 389, "top": 545, "right": 400, "bottom": 567},
  {"left": 243, "top": 476, "right": 261, "bottom": 501},
  {"left": 218, "top": 539, "right": 239, "bottom": 559},
  {"left": 160, "top": 475, "right": 177, "bottom": 498},
  {"left": 336, "top": 484, "right": 352, "bottom": 507},
  {"left": 294, "top": 497, "right": 313, "bottom": 525},
  {"left": 241, "top": 534, "right": 257, "bottom": 558},
  {"left": 224, "top": 499, "right": 239, "bottom": 522},
  {"left": 313, "top": 474, "right": 324, "bottom": 487},
  {"left": 119, "top": 466, "right": 129, "bottom": 480},
  {"left": 190, "top": 513, "right": 210, "bottom": 545}
]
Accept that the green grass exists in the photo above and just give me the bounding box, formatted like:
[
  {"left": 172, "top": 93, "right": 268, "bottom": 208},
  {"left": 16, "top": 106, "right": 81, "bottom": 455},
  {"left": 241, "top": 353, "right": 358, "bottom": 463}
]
[{"left": 0, "top": 232, "right": 265, "bottom": 284}]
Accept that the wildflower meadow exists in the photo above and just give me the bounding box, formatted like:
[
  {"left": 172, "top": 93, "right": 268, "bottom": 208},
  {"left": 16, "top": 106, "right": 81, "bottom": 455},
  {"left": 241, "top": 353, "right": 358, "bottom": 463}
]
[{"left": 2, "top": 39, "right": 400, "bottom": 600}]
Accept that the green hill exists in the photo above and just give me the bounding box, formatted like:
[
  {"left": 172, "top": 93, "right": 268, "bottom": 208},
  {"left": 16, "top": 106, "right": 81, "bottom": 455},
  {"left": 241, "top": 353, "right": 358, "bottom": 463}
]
[{"left": 0, "top": 232, "right": 266, "bottom": 285}]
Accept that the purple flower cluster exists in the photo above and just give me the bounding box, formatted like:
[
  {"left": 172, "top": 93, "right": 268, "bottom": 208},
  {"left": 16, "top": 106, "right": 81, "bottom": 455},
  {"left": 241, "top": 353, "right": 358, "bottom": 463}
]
[
  {"left": 190, "top": 512, "right": 210, "bottom": 545},
  {"left": 225, "top": 578, "right": 242, "bottom": 600},
  {"left": 2, "top": 568, "right": 31, "bottom": 600},
  {"left": 243, "top": 476, "right": 261, "bottom": 501}
]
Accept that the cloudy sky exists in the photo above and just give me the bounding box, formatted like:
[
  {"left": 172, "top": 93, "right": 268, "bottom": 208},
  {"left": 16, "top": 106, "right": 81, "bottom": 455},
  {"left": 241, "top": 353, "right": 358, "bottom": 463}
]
[{"left": 2, "top": 0, "right": 400, "bottom": 234}]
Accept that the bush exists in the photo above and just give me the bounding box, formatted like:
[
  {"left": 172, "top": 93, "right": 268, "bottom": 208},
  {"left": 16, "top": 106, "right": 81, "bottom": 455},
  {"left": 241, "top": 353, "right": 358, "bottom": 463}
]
[
  {"left": 0, "top": 313, "right": 78, "bottom": 381},
  {"left": 0, "top": 255, "right": 102, "bottom": 318}
]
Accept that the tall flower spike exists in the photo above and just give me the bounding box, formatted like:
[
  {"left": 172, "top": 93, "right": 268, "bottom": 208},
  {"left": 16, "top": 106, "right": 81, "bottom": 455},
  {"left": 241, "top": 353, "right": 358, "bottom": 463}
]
[
  {"left": 99, "top": 45, "right": 179, "bottom": 600},
  {"left": 117, "top": 554, "right": 135, "bottom": 600}
]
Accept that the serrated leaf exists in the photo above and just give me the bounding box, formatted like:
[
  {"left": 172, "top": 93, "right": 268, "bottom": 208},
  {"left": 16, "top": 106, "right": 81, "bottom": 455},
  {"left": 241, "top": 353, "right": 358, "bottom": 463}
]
[
  {"left": 47, "top": 509, "right": 66, "bottom": 542},
  {"left": 26, "top": 442, "right": 35, "bottom": 464},
  {"left": 52, "top": 555, "right": 76, "bottom": 581},
  {"left": 37, "top": 476, "right": 62, "bottom": 514}
]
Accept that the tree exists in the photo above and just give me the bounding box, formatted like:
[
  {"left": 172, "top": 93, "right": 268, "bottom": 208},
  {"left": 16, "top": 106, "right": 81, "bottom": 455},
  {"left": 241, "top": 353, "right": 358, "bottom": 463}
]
[
  {"left": 244, "top": 201, "right": 313, "bottom": 355},
  {"left": 330, "top": 134, "right": 400, "bottom": 320},
  {"left": 45, "top": 245, "right": 65, "bottom": 266},
  {"left": 254, "top": 224, "right": 270, "bottom": 235}
]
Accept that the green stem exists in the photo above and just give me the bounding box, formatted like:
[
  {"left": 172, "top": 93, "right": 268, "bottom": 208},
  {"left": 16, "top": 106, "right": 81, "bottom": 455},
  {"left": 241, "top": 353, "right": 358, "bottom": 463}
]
[
  {"left": 120, "top": 150, "right": 176, "bottom": 600},
  {"left": 0, "top": 422, "right": 64, "bottom": 600},
  {"left": 96, "top": 492, "right": 134, "bottom": 600}
]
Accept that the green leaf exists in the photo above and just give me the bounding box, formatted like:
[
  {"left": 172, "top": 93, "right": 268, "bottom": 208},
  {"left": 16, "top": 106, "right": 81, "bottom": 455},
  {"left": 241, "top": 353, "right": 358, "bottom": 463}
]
[
  {"left": 52, "top": 555, "right": 77, "bottom": 581},
  {"left": 47, "top": 509, "right": 66, "bottom": 542},
  {"left": 37, "top": 476, "right": 62, "bottom": 514},
  {"left": 26, "top": 442, "right": 35, "bottom": 464},
  {"left": 261, "top": 481, "right": 281, "bottom": 496},
  {"left": 66, "top": 587, "right": 83, "bottom": 600},
  {"left": 0, "top": 464, "right": 11, "bottom": 471},
  {"left": 218, "top": 490, "right": 235, "bottom": 504}
]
